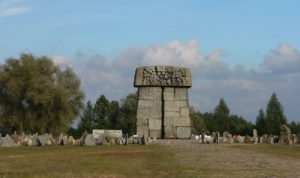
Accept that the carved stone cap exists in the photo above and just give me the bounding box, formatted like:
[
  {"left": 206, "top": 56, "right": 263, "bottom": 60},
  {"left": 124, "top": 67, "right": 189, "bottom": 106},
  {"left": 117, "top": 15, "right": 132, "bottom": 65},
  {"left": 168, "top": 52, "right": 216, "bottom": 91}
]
[{"left": 134, "top": 66, "right": 192, "bottom": 87}]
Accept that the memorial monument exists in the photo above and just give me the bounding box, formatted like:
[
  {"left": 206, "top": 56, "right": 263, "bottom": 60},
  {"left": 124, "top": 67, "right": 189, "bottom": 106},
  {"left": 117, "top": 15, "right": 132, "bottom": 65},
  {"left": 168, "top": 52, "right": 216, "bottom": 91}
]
[{"left": 134, "top": 66, "right": 192, "bottom": 139}]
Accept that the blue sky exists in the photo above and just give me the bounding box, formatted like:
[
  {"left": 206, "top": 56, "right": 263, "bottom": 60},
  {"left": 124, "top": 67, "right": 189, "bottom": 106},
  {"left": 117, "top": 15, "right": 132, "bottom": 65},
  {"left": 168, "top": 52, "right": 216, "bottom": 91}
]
[{"left": 1, "top": 0, "right": 300, "bottom": 122}]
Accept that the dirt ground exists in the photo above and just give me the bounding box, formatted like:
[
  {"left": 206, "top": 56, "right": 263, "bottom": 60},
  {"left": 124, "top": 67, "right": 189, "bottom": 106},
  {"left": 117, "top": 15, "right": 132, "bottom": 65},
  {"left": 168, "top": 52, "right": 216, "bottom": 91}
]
[{"left": 155, "top": 139, "right": 300, "bottom": 178}]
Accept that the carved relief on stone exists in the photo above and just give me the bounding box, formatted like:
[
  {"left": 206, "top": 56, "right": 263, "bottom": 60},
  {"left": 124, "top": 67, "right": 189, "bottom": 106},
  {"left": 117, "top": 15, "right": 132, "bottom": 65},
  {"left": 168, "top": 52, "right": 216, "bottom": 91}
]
[{"left": 134, "top": 66, "right": 192, "bottom": 87}]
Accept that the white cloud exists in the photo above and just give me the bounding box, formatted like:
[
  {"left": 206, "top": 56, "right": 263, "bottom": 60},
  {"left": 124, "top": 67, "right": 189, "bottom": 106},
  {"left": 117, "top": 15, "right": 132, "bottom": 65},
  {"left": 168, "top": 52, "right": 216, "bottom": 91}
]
[
  {"left": 0, "top": 0, "right": 32, "bottom": 18},
  {"left": 143, "top": 40, "right": 204, "bottom": 66},
  {"left": 261, "top": 44, "right": 300, "bottom": 73},
  {"left": 51, "top": 55, "right": 72, "bottom": 68}
]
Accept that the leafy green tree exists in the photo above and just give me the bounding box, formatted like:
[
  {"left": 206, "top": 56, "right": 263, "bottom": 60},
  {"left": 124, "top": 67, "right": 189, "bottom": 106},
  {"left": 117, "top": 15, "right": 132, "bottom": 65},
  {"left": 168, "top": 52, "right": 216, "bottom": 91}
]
[
  {"left": 119, "top": 93, "right": 137, "bottom": 135},
  {"left": 228, "top": 115, "right": 253, "bottom": 135},
  {"left": 288, "top": 121, "right": 300, "bottom": 134},
  {"left": 197, "top": 98, "right": 253, "bottom": 135},
  {"left": 94, "top": 95, "right": 110, "bottom": 129},
  {"left": 190, "top": 107, "right": 207, "bottom": 134},
  {"left": 78, "top": 101, "right": 94, "bottom": 133},
  {"left": 109, "top": 100, "right": 120, "bottom": 129},
  {"left": 0, "top": 53, "right": 84, "bottom": 135},
  {"left": 201, "top": 112, "right": 218, "bottom": 132},
  {"left": 265, "top": 93, "right": 287, "bottom": 134},
  {"left": 256, "top": 108, "right": 267, "bottom": 135}
]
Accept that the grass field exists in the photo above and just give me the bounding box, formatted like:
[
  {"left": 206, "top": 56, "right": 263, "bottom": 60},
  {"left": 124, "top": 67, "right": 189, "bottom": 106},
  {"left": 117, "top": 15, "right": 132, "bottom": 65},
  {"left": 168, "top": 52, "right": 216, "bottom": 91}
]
[{"left": 1, "top": 141, "right": 300, "bottom": 178}]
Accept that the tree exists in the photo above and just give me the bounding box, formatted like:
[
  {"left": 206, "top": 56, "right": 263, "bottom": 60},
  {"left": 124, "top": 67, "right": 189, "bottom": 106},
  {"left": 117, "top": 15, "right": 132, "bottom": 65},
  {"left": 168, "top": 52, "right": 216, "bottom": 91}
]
[
  {"left": 289, "top": 121, "right": 300, "bottom": 134},
  {"left": 93, "top": 95, "right": 110, "bottom": 129},
  {"left": 0, "top": 54, "right": 84, "bottom": 134},
  {"left": 256, "top": 108, "right": 267, "bottom": 135},
  {"left": 119, "top": 93, "right": 137, "bottom": 135},
  {"left": 214, "top": 98, "right": 230, "bottom": 117},
  {"left": 78, "top": 101, "right": 94, "bottom": 133},
  {"left": 108, "top": 100, "right": 120, "bottom": 129},
  {"left": 265, "top": 93, "right": 287, "bottom": 135},
  {"left": 214, "top": 98, "right": 230, "bottom": 133},
  {"left": 190, "top": 107, "right": 207, "bottom": 134}
]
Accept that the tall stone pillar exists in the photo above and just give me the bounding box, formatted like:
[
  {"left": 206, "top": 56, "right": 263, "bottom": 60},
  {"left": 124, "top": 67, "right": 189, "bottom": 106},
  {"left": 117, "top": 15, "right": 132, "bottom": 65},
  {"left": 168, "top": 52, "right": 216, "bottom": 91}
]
[{"left": 134, "top": 66, "right": 192, "bottom": 139}]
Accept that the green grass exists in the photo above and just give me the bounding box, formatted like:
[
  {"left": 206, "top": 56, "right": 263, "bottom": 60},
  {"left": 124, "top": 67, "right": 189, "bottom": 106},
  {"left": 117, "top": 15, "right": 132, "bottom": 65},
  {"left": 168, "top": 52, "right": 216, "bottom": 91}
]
[
  {"left": 0, "top": 145, "right": 179, "bottom": 178},
  {"left": 1, "top": 143, "right": 300, "bottom": 178}
]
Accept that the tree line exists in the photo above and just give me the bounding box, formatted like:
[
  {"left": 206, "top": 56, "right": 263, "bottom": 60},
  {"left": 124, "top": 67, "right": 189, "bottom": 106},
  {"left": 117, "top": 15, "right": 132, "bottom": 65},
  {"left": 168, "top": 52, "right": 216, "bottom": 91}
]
[
  {"left": 191, "top": 93, "right": 300, "bottom": 136},
  {"left": 69, "top": 94, "right": 137, "bottom": 138},
  {"left": 190, "top": 98, "right": 254, "bottom": 135},
  {"left": 1, "top": 54, "right": 300, "bottom": 136}
]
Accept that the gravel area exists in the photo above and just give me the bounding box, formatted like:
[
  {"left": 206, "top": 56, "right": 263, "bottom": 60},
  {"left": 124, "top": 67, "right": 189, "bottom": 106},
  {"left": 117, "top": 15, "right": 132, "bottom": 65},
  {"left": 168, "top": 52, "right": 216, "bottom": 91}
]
[{"left": 155, "top": 139, "right": 300, "bottom": 178}]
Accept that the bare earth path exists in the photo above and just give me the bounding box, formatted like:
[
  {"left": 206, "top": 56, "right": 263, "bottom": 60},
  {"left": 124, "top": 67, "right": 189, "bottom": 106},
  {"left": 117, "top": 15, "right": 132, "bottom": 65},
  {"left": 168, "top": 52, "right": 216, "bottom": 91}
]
[{"left": 156, "top": 139, "right": 300, "bottom": 178}]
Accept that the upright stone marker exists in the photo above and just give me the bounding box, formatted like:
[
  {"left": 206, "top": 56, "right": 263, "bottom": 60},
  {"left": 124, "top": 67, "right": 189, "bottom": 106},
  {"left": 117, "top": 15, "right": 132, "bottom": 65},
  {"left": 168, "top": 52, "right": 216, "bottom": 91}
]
[
  {"left": 0, "top": 134, "right": 16, "bottom": 147},
  {"left": 134, "top": 66, "right": 192, "bottom": 139}
]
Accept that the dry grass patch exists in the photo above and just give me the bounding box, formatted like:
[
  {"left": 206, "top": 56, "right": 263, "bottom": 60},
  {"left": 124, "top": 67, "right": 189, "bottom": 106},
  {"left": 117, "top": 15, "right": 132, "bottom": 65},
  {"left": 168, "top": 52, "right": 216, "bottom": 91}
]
[{"left": 0, "top": 145, "right": 178, "bottom": 178}]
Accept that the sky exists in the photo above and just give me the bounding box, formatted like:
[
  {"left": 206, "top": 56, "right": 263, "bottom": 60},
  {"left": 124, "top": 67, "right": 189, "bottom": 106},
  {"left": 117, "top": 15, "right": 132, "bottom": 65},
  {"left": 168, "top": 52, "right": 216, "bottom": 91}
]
[{"left": 1, "top": 0, "right": 300, "bottom": 122}]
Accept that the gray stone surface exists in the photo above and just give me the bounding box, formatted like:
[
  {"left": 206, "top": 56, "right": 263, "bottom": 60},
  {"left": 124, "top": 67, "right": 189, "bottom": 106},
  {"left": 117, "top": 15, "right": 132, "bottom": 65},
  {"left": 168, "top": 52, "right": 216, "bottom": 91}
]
[
  {"left": 58, "top": 133, "right": 68, "bottom": 145},
  {"left": 68, "top": 136, "right": 75, "bottom": 145},
  {"left": 176, "top": 127, "right": 191, "bottom": 139},
  {"left": 31, "top": 134, "right": 38, "bottom": 146},
  {"left": 105, "top": 130, "right": 123, "bottom": 138},
  {"left": 92, "top": 129, "right": 105, "bottom": 139},
  {"left": 253, "top": 129, "right": 258, "bottom": 144},
  {"left": 134, "top": 66, "right": 192, "bottom": 87},
  {"left": 38, "top": 134, "right": 51, "bottom": 146},
  {"left": 267, "top": 134, "right": 274, "bottom": 144},
  {"left": 0, "top": 134, "right": 16, "bottom": 147},
  {"left": 135, "top": 66, "right": 191, "bottom": 139},
  {"left": 84, "top": 134, "right": 96, "bottom": 146},
  {"left": 237, "top": 136, "right": 245, "bottom": 143},
  {"left": 279, "top": 124, "right": 291, "bottom": 144}
]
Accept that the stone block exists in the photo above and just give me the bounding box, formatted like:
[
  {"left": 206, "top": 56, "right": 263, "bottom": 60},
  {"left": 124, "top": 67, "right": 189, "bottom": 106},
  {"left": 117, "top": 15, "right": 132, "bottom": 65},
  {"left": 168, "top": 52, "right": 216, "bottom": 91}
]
[
  {"left": 105, "top": 130, "right": 123, "bottom": 139},
  {"left": 163, "top": 91, "right": 175, "bottom": 100},
  {"left": 149, "top": 129, "right": 161, "bottom": 138},
  {"left": 31, "top": 135, "right": 38, "bottom": 146},
  {"left": 38, "top": 134, "right": 51, "bottom": 146},
  {"left": 137, "top": 99, "right": 153, "bottom": 108},
  {"left": 164, "top": 87, "right": 174, "bottom": 92},
  {"left": 180, "top": 107, "right": 190, "bottom": 117},
  {"left": 134, "top": 67, "right": 144, "bottom": 86},
  {"left": 175, "top": 88, "right": 188, "bottom": 100},
  {"left": 176, "top": 127, "right": 191, "bottom": 139},
  {"left": 138, "top": 87, "right": 151, "bottom": 100},
  {"left": 164, "top": 117, "right": 174, "bottom": 126},
  {"left": 136, "top": 118, "right": 147, "bottom": 126},
  {"left": 62, "top": 135, "right": 68, "bottom": 145},
  {"left": 84, "top": 134, "right": 96, "bottom": 146},
  {"left": 68, "top": 136, "right": 76, "bottom": 145},
  {"left": 149, "top": 119, "right": 162, "bottom": 130},
  {"left": 174, "top": 117, "right": 190, "bottom": 126},
  {"left": 150, "top": 87, "right": 162, "bottom": 92},
  {"left": 152, "top": 101, "right": 162, "bottom": 118},
  {"left": 179, "top": 100, "right": 188, "bottom": 107},
  {"left": 150, "top": 91, "right": 162, "bottom": 100},
  {"left": 92, "top": 129, "right": 105, "bottom": 139},
  {"left": 165, "top": 111, "right": 180, "bottom": 118},
  {"left": 164, "top": 126, "right": 176, "bottom": 138},
  {"left": 0, "top": 134, "right": 16, "bottom": 147},
  {"left": 137, "top": 126, "right": 148, "bottom": 137},
  {"left": 164, "top": 100, "right": 180, "bottom": 112},
  {"left": 137, "top": 108, "right": 152, "bottom": 118}
]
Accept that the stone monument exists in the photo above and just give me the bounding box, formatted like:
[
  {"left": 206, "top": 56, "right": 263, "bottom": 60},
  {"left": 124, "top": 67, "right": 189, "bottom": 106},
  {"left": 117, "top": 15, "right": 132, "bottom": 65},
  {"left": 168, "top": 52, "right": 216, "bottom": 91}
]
[
  {"left": 134, "top": 66, "right": 192, "bottom": 139},
  {"left": 279, "top": 124, "right": 291, "bottom": 144}
]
